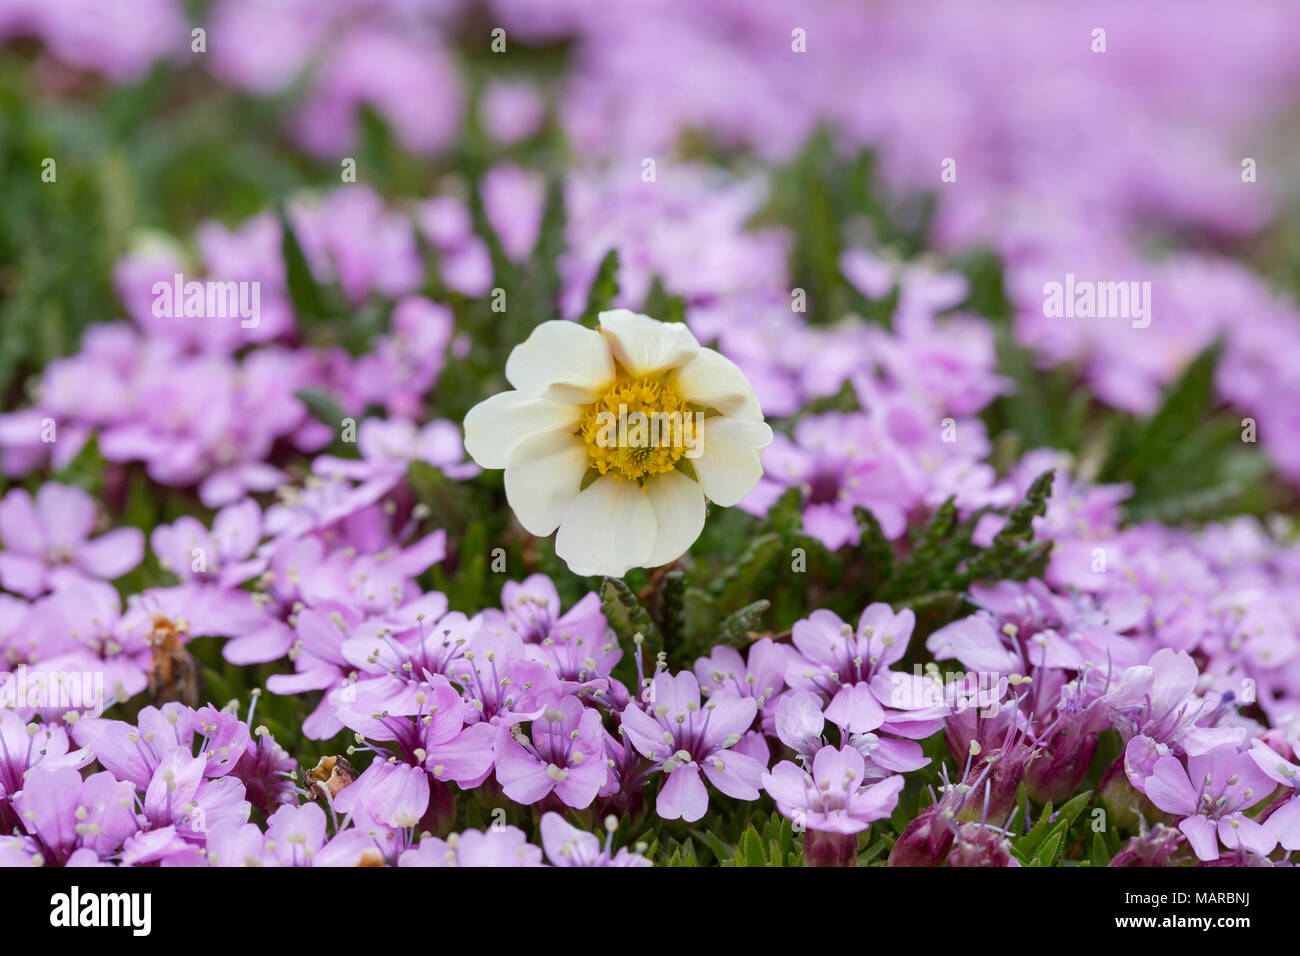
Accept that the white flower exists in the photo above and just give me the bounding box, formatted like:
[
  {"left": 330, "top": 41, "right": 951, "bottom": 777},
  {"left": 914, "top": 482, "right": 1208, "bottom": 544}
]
[{"left": 463, "top": 310, "right": 773, "bottom": 577}]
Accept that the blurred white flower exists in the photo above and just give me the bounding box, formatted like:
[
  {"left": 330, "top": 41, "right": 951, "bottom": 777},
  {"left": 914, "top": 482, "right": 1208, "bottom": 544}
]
[{"left": 464, "top": 310, "right": 772, "bottom": 576}]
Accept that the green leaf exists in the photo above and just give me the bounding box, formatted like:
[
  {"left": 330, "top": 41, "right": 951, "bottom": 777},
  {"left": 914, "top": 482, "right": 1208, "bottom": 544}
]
[
  {"left": 527, "top": 177, "right": 567, "bottom": 331},
  {"left": 278, "top": 209, "right": 328, "bottom": 322},
  {"left": 294, "top": 387, "right": 346, "bottom": 432},
  {"left": 682, "top": 586, "right": 719, "bottom": 637},
  {"left": 1052, "top": 790, "right": 1093, "bottom": 831},
  {"left": 449, "top": 521, "right": 488, "bottom": 613},
  {"left": 407, "top": 460, "right": 476, "bottom": 532},
  {"left": 853, "top": 505, "right": 895, "bottom": 584},
  {"left": 713, "top": 531, "right": 782, "bottom": 607},
  {"left": 1035, "top": 832, "right": 1063, "bottom": 867},
  {"left": 200, "top": 667, "right": 233, "bottom": 707},
  {"left": 51, "top": 433, "right": 105, "bottom": 496},
  {"left": 960, "top": 469, "right": 1055, "bottom": 586},
  {"left": 734, "top": 825, "right": 767, "bottom": 867},
  {"left": 1013, "top": 800, "right": 1056, "bottom": 860},
  {"left": 858, "top": 838, "right": 887, "bottom": 866},
  {"left": 1014, "top": 790, "right": 1091, "bottom": 866},
  {"left": 888, "top": 496, "right": 957, "bottom": 597},
  {"left": 642, "top": 274, "right": 686, "bottom": 324},
  {"left": 1106, "top": 339, "right": 1222, "bottom": 485},
  {"left": 717, "top": 599, "right": 771, "bottom": 647},
  {"left": 765, "top": 486, "right": 805, "bottom": 538},
  {"left": 578, "top": 248, "right": 620, "bottom": 328},
  {"left": 599, "top": 577, "right": 661, "bottom": 655},
  {"left": 690, "top": 828, "right": 735, "bottom": 867},
  {"left": 658, "top": 570, "right": 686, "bottom": 650},
  {"left": 1090, "top": 830, "right": 1111, "bottom": 868},
  {"left": 897, "top": 589, "right": 965, "bottom": 619},
  {"left": 663, "top": 837, "right": 699, "bottom": 867}
]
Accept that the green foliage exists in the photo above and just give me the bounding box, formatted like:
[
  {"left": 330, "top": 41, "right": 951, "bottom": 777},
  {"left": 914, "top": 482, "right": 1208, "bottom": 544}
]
[
  {"left": 407, "top": 460, "right": 479, "bottom": 535},
  {"left": 758, "top": 128, "right": 933, "bottom": 326},
  {"left": 987, "top": 327, "right": 1287, "bottom": 523},
  {"left": 691, "top": 812, "right": 804, "bottom": 867},
  {"left": 716, "top": 599, "right": 772, "bottom": 648},
  {"left": 293, "top": 387, "right": 346, "bottom": 432},
  {"left": 578, "top": 248, "right": 620, "bottom": 327},
  {"left": 3, "top": 52, "right": 1291, "bottom": 866},
  {"left": 711, "top": 531, "right": 782, "bottom": 607},
  {"left": 599, "top": 576, "right": 662, "bottom": 659},
  {"left": 960, "top": 468, "right": 1055, "bottom": 585},
  {"left": 641, "top": 275, "right": 687, "bottom": 324},
  {"left": 657, "top": 569, "right": 687, "bottom": 649},
  {"left": 279, "top": 209, "right": 329, "bottom": 323},
  {"left": 1097, "top": 340, "right": 1282, "bottom": 520},
  {"left": 818, "top": 471, "right": 1058, "bottom": 633},
  {"left": 1012, "top": 791, "right": 1092, "bottom": 867}
]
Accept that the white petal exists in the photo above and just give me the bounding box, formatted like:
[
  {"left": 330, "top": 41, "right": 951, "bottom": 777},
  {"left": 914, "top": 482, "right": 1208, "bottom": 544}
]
[
  {"left": 463, "top": 391, "right": 582, "bottom": 469},
  {"left": 693, "top": 416, "right": 773, "bottom": 507},
  {"left": 505, "top": 320, "right": 615, "bottom": 403},
  {"left": 555, "top": 476, "right": 656, "bottom": 577},
  {"left": 671, "top": 346, "right": 763, "bottom": 419},
  {"left": 645, "top": 471, "right": 707, "bottom": 567},
  {"left": 598, "top": 309, "right": 699, "bottom": 377},
  {"left": 504, "top": 430, "right": 590, "bottom": 536}
]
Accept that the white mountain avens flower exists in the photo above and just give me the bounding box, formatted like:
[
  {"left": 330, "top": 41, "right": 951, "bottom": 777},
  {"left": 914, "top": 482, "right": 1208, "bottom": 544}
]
[{"left": 463, "top": 310, "right": 773, "bottom": 577}]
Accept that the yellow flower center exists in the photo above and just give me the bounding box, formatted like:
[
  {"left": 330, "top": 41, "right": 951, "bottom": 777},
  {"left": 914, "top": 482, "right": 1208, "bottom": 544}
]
[{"left": 579, "top": 378, "right": 698, "bottom": 488}]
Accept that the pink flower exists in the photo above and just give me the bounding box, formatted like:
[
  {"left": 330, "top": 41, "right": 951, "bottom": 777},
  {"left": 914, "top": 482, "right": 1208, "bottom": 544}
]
[
  {"left": 0, "top": 483, "right": 143, "bottom": 597},
  {"left": 494, "top": 695, "right": 606, "bottom": 808},
  {"left": 694, "top": 637, "right": 786, "bottom": 711},
  {"left": 619, "top": 672, "right": 762, "bottom": 822},
  {"left": 1143, "top": 746, "right": 1277, "bottom": 861},
  {"left": 763, "top": 744, "right": 903, "bottom": 835},
  {"left": 785, "top": 604, "right": 941, "bottom": 739},
  {"left": 333, "top": 674, "right": 496, "bottom": 828},
  {"left": 9, "top": 765, "right": 138, "bottom": 866},
  {"left": 399, "top": 827, "right": 543, "bottom": 867},
  {"left": 151, "top": 498, "right": 266, "bottom": 588},
  {"left": 539, "top": 813, "right": 650, "bottom": 867},
  {"left": 1248, "top": 741, "right": 1300, "bottom": 852}
]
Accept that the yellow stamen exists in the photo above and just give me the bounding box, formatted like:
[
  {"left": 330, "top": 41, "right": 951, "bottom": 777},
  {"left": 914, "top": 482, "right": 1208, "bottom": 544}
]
[{"left": 579, "top": 377, "right": 696, "bottom": 488}]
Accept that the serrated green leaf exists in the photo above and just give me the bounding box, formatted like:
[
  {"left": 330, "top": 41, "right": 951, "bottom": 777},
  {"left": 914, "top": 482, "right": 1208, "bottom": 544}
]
[
  {"left": 690, "top": 828, "right": 734, "bottom": 866},
  {"left": 658, "top": 570, "right": 686, "bottom": 650},
  {"left": 735, "top": 825, "right": 766, "bottom": 867},
  {"left": 643, "top": 274, "right": 686, "bottom": 324},
  {"left": 961, "top": 469, "right": 1054, "bottom": 585},
  {"left": 717, "top": 599, "right": 771, "bottom": 647},
  {"left": 1014, "top": 800, "right": 1055, "bottom": 859},
  {"left": 600, "top": 577, "right": 661, "bottom": 655},
  {"left": 1053, "top": 790, "right": 1093, "bottom": 831},
  {"left": 1035, "top": 831, "right": 1063, "bottom": 866},
  {"left": 888, "top": 496, "right": 957, "bottom": 596},
  {"left": 1108, "top": 339, "right": 1223, "bottom": 485}
]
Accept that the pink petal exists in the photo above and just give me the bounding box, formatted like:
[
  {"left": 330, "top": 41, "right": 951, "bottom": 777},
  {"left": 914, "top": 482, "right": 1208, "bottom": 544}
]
[
  {"left": 36, "top": 483, "right": 95, "bottom": 549},
  {"left": 657, "top": 763, "right": 709, "bottom": 822},
  {"left": 0, "top": 489, "right": 45, "bottom": 553},
  {"left": 78, "top": 527, "right": 145, "bottom": 580}
]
